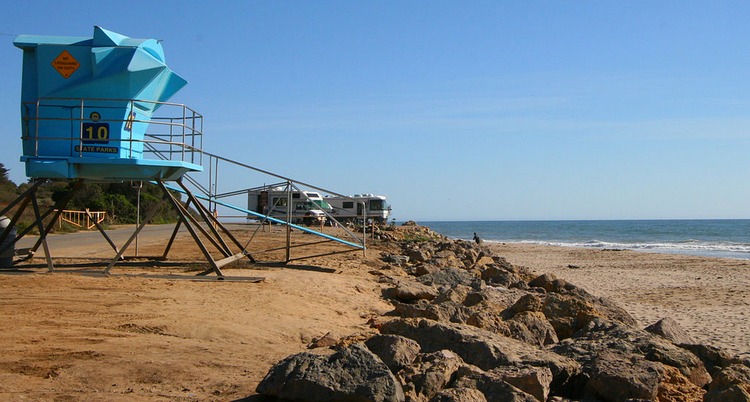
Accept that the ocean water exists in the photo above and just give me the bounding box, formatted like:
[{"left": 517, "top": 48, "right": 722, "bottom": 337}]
[{"left": 419, "top": 220, "right": 750, "bottom": 260}]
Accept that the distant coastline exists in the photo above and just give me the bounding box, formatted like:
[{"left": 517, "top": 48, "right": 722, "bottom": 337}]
[{"left": 416, "top": 219, "right": 750, "bottom": 260}]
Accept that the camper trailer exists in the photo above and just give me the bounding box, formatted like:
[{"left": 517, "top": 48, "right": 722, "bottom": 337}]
[
  {"left": 247, "top": 186, "right": 332, "bottom": 224},
  {"left": 326, "top": 194, "right": 391, "bottom": 223}
]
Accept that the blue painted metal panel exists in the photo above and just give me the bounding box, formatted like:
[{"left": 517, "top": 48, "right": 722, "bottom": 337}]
[{"left": 14, "top": 26, "right": 201, "bottom": 180}]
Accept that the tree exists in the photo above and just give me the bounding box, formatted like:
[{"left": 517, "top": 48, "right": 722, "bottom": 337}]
[
  {"left": 50, "top": 181, "right": 180, "bottom": 224},
  {"left": 0, "top": 163, "right": 18, "bottom": 204}
]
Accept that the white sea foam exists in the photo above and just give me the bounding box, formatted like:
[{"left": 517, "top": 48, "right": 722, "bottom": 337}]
[
  {"left": 487, "top": 239, "right": 750, "bottom": 259},
  {"left": 426, "top": 220, "right": 750, "bottom": 260}
]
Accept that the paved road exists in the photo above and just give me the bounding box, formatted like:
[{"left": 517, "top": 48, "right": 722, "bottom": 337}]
[{"left": 15, "top": 224, "right": 185, "bottom": 258}]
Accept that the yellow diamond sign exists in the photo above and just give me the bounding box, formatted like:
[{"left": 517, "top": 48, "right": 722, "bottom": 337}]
[{"left": 51, "top": 50, "right": 80, "bottom": 79}]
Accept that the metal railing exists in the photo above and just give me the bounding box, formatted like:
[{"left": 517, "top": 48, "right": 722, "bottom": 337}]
[
  {"left": 18, "top": 97, "right": 370, "bottom": 262},
  {"left": 21, "top": 97, "right": 203, "bottom": 166}
]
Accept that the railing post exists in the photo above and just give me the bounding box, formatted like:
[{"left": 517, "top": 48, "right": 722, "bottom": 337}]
[
  {"left": 34, "top": 100, "right": 40, "bottom": 156},
  {"left": 78, "top": 98, "right": 85, "bottom": 157}
]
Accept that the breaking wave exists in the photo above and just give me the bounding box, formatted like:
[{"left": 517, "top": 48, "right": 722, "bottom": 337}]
[
  {"left": 421, "top": 220, "right": 750, "bottom": 260},
  {"left": 495, "top": 239, "right": 750, "bottom": 259}
]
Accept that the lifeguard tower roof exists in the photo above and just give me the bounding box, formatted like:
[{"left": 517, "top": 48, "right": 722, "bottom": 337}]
[{"left": 14, "top": 26, "right": 203, "bottom": 181}]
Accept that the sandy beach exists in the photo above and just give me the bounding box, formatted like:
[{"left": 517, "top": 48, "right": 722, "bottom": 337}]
[
  {"left": 0, "top": 226, "right": 748, "bottom": 400},
  {"left": 491, "top": 242, "right": 750, "bottom": 359}
]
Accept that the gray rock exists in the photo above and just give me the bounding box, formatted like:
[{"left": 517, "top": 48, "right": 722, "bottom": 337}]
[
  {"left": 392, "top": 300, "right": 473, "bottom": 324},
  {"left": 488, "top": 365, "right": 553, "bottom": 402},
  {"left": 408, "top": 248, "right": 431, "bottom": 264},
  {"left": 398, "top": 350, "right": 464, "bottom": 402},
  {"left": 541, "top": 293, "right": 604, "bottom": 340},
  {"left": 584, "top": 351, "right": 664, "bottom": 401},
  {"left": 644, "top": 317, "right": 694, "bottom": 345},
  {"left": 705, "top": 385, "right": 750, "bottom": 402},
  {"left": 507, "top": 294, "right": 544, "bottom": 315},
  {"left": 462, "top": 291, "right": 487, "bottom": 307},
  {"left": 542, "top": 293, "right": 636, "bottom": 340},
  {"left": 708, "top": 364, "right": 750, "bottom": 390},
  {"left": 530, "top": 274, "right": 638, "bottom": 335},
  {"left": 256, "top": 343, "right": 405, "bottom": 402},
  {"left": 508, "top": 311, "right": 559, "bottom": 346},
  {"left": 451, "top": 365, "right": 538, "bottom": 402},
  {"left": 417, "top": 267, "right": 484, "bottom": 290},
  {"left": 415, "top": 264, "right": 440, "bottom": 277},
  {"left": 433, "top": 284, "right": 471, "bottom": 305},
  {"left": 382, "top": 253, "right": 409, "bottom": 266},
  {"left": 679, "top": 343, "right": 735, "bottom": 375},
  {"left": 552, "top": 320, "right": 712, "bottom": 390},
  {"left": 466, "top": 310, "right": 544, "bottom": 346},
  {"left": 365, "top": 334, "right": 421, "bottom": 372},
  {"left": 479, "top": 257, "right": 534, "bottom": 288},
  {"left": 379, "top": 318, "right": 580, "bottom": 392},
  {"left": 528, "top": 273, "right": 568, "bottom": 293},
  {"left": 383, "top": 282, "right": 439, "bottom": 302},
  {"left": 428, "top": 387, "right": 487, "bottom": 402},
  {"left": 481, "top": 264, "right": 527, "bottom": 288},
  {"left": 705, "top": 364, "right": 750, "bottom": 402}
]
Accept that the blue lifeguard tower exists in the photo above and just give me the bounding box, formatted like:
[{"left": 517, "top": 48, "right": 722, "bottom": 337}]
[
  {"left": 0, "top": 27, "right": 254, "bottom": 276},
  {"left": 15, "top": 26, "right": 202, "bottom": 181}
]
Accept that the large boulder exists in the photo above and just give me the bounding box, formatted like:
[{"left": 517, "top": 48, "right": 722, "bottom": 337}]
[
  {"left": 487, "top": 365, "right": 553, "bottom": 402},
  {"left": 551, "top": 320, "right": 712, "bottom": 390},
  {"left": 508, "top": 311, "right": 559, "bottom": 346},
  {"left": 645, "top": 317, "right": 695, "bottom": 345},
  {"left": 451, "top": 365, "right": 539, "bottom": 402},
  {"left": 480, "top": 258, "right": 534, "bottom": 288},
  {"left": 507, "top": 294, "right": 545, "bottom": 315},
  {"left": 379, "top": 318, "right": 580, "bottom": 392},
  {"left": 529, "top": 273, "right": 637, "bottom": 338},
  {"left": 428, "top": 387, "right": 487, "bottom": 402},
  {"left": 584, "top": 350, "right": 665, "bottom": 401},
  {"left": 382, "top": 253, "right": 409, "bottom": 266},
  {"left": 705, "top": 364, "right": 750, "bottom": 402},
  {"left": 705, "top": 386, "right": 750, "bottom": 402},
  {"left": 657, "top": 365, "right": 707, "bottom": 402},
  {"left": 679, "top": 343, "right": 736, "bottom": 376},
  {"left": 365, "top": 334, "right": 421, "bottom": 372},
  {"left": 407, "top": 248, "right": 431, "bottom": 264},
  {"left": 398, "top": 350, "right": 465, "bottom": 402},
  {"left": 417, "top": 267, "right": 484, "bottom": 290},
  {"left": 433, "top": 284, "right": 472, "bottom": 305},
  {"left": 384, "top": 282, "right": 439, "bottom": 303},
  {"left": 465, "top": 310, "right": 558, "bottom": 347},
  {"left": 392, "top": 300, "right": 473, "bottom": 324},
  {"left": 540, "top": 293, "right": 605, "bottom": 340},
  {"left": 256, "top": 343, "right": 405, "bottom": 402},
  {"left": 542, "top": 292, "right": 636, "bottom": 340},
  {"left": 432, "top": 249, "right": 465, "bottom": 269}
]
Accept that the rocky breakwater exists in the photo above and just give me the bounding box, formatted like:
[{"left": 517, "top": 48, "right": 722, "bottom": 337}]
[{"left": 256, "top": 223, "right": 750, "bottom": 401}]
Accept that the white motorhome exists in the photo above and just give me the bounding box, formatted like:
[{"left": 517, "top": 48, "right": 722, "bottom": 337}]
[
  {"left": 247, "top": 186, "right": 333, "bottom": 225},
  {"left": 326, "top": 194, "right": 391, "bottom": 223}
]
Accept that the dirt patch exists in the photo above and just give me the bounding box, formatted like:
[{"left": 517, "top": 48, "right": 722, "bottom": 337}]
[{"left": 0, "top": 225, "right": 392, "bottom": 401}]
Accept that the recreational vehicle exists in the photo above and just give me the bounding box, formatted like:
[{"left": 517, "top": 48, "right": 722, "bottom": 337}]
[
  {"left": 326, "top": 194, "right": 391, "bottom": 223},
  {"left": 247, "top": 186, "right": 333, "bottom": 225}
]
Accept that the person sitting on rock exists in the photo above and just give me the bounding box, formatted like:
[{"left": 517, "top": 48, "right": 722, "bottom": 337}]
[{"left": 473, "top": 232, "right": 483, "bottom": 245}]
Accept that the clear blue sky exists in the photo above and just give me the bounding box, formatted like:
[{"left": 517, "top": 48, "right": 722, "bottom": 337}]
[{"left": 1, "top": 1, "right": 749, "bottom": 221}]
